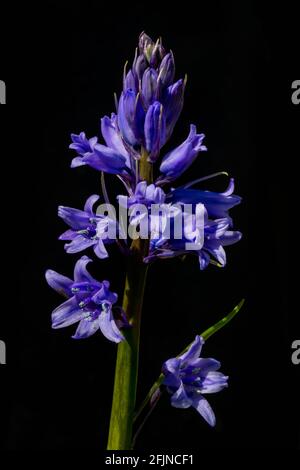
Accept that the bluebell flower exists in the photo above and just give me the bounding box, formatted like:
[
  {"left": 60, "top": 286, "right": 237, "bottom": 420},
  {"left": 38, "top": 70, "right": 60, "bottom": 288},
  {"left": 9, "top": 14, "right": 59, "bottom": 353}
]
[
  {"left": 198, "top": 218, "right": 242, "bottom": 269},
  {"left": 144, "top": 101, "right": 166, "bottom": 162},
  {"left": 58, "top": 194, "right": 119, "bottom": 259},
  {"left": 145, "top": 206, "right": 242, "bottom": 269},
  {"left": 45, "top": 256, "right": 127, "bottom": 342},
  {"left": 101, "top": 113, "right": 131, "bottom": 169},
  {"left": 158, "top": 52, "right": 175, "bottom": 88},
  {"left": 70, "top": 34, "right": 188, "bottom": 176},
  {"left": 167, "top": 178, "right": 242, "bottom": 224},
  {"left": 118, "top": 181, "right": 168, "bottom": 233},
  {"left": 162, "top": 335, "right": 228, "bottom": 426},
  {"left": 142, "top": 67, "right": 159, "bottom": 106},
  {"left": 161, "top": 78, "right": 186, "bottom": 141},
  {"left": 123, "top": 69, "right": 137, "bottom": 93},
  {"left": 119, "top": 33, "right": 185, "bottom": 152},
  {"left": 69, "top": 132, "right": 98, "bottom": 157},
  {"left": 159, "top": 124, "right": 207, "bottom": 180},
  {"left": 118, "top": 181, "right": 166, "bottom": 209},
  {"left": 132, "top": 53, "right": 148, "bottom": 83},
  {"left": 117, "top": 89, "right": 145, "bottom": 147},
  {"left": 70, "top": 133, "right": 129, "bottom": 175},
  {"left": 138, "top": 32, "right": 166, "bottom": 67}
]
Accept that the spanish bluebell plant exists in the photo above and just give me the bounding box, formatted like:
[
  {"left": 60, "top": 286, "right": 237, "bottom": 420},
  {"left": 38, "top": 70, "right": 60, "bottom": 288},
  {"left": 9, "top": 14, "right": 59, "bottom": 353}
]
[{"left": 46, "top": 32, "right": 243, "bottom": 450}]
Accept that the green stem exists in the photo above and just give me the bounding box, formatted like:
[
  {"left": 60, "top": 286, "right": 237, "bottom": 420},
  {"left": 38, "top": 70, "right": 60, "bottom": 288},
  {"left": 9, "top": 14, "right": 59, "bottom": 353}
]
[
  {"left": 107, "top": 247, "right": 148, "bottom": 449},
  {"left": 107, "top": 149, "right": 152, "bottom": 450}
]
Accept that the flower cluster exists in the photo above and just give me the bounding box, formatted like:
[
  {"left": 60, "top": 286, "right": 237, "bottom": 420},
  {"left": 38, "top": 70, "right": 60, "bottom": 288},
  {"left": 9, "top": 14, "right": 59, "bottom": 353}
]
[
  {"left": 66, "top": 32, "right": 241, "bottom": 270},
  {"left": 46, "top": 32, "right": 242, "bottom": 427}
]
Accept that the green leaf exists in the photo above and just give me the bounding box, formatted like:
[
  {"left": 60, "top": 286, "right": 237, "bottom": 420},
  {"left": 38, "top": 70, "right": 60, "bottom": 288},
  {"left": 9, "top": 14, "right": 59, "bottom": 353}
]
[{"left": 201, "top": 298, "right": 245, "bottom": 340}]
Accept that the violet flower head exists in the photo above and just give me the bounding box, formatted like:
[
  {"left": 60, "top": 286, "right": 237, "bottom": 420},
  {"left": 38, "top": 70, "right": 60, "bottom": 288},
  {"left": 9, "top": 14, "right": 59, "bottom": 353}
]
[
  {"left": 162, "top": 336, "right": 228, "bottom": 426},
  {"left": 45, "top": 256, "right": 128, "bottom": 342},
  {"left": 68, "top": 33, "right": 205, "bottom": 186},
  {"left": 118, "top": 32, "right": 187, "bottom": 161},
  {"left": 58, "top": 194, "right": 118, "bottom": 259}
]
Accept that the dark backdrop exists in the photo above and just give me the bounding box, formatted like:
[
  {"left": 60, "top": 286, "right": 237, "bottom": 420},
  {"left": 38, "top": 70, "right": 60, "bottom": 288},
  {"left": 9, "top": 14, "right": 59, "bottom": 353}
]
[{"left": 0, "top": 0, "right": 298, "bottom": 451}]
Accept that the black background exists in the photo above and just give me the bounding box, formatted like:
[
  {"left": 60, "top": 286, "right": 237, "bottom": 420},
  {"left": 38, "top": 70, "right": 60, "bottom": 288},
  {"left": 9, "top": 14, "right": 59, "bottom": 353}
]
[{"left": 0, "top": 0, "right": 299, "bottom": 451}]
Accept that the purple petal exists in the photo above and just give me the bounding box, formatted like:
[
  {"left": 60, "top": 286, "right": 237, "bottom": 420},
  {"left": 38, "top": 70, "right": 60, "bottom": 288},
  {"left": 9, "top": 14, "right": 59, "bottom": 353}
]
[
  {"left": 98, "top": 306, "right": 124, "bottom": 343},
  {"left": 158, "top": 52, "right": 175, "bottom": 87},
  {"left": 142, "top": 67, "right": 158, "bottom": 106},
  {"left": 172, "top": 190, "right": 241, "bottom": 220},
  {"left": 135, "top": 181, "right": 147, "bottom": 199},
  {"left": 64, "top": 235, "right": 95, "bottom": 254},
  {"left": 45, "top": 269, "right": 73, "bottom": 297},
  {"left": 73, "top": 256, "right": 97, "bottom": 284},
  {"left": 144, "top": 101, "right": 166, "bottom": 161},
  {"left": 201, "top": 371, "right": 228, "bottom": 394},
  {"left": 71, "top": 156, "right": 87, "bottom": 168},
  {"left": 205, "top": 219, "right": 230, "bottom": 239},
  {"left": 205, "top": 243, "right": 226, "bottom": 267},
  {"left": 72, "top": 318, "right": 99, "bottom": 339},
  {"left": 170, "top": 382, "right": 193, "bottom": 408},
  {"left": 192, "top": 395, "right": 216, "bottom": 426},
  {"left": 139, "top": 32, "right": 155, "bottom": 54},
  {"left": 83, "top": 144, "right": 127, "bottom": 174},
  {"left": 133, "top": 53, "right": 148, "bottom": 81},
  {"left": 198, "top": 251, "right": 210, "bottom": 270},
  {"left": 84, "top": 194, "right": 100, "bottom": 214},
  {"left": 221, "top": 178, "right": 235, "bottom": 196},
  {"left": 118, "top": 90, "right": 145, "bottom": 146},
  {"left": 162, "top": 79, "right": 185, "bottom": 140},
  {"left": 179, "top": 336, "right": 204, "bottom": 365},
  {"left": 101, "top": 114, "right": 131, "bottom": 167},
  {"left": 91, "top": 283, "right": 118, "bottom": 305},
  {"left": 162, "top": 358, "right": 182, "bottom": 389},
  {"left": 59, "top": 229, "right": 78, "bottom": 241},
  {"left": 160, "top": 124, "right": 206, "bottom": 179},
  {"left": 93, "top": 240, "right": 109, "bottom": 259},
  {"left": 69, "top": 132, "right": 93, "bottom": 154},
  {"left": 51, "top": 297, "right": 82, "bottom": 328},
  {"left": 191, "top": 358, "right": 221, "bottom": 375},
  {"left": 123, "top": 69, "right": 137, "bottom": 92},
  {"left": 219, "top": 231, "right": 242, "bottom": 246},
  {"left": 58, "top": 206, "right": 90, "bottom": 230}
]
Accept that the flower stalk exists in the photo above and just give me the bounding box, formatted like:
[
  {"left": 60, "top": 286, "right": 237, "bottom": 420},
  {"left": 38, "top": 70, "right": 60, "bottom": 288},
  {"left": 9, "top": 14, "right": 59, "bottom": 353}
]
[
  {"left": 46, "top": 32, "right": 244, "bottom": 449},
  {"left": 107, "top": 152, "right": 152, "bottom": 450}
]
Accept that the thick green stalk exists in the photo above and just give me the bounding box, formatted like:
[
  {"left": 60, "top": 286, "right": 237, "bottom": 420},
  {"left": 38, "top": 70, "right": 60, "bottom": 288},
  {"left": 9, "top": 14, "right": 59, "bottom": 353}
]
[{"left": 107, "top": 149, "right": 152, "bottom": 450}]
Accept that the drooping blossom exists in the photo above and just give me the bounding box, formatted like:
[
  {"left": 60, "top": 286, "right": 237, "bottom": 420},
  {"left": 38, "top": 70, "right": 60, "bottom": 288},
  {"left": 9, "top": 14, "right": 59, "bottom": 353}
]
[
  {"left": 45, "top": 256, "right": 128, "bottom": 342},
  {"left": 162, "top": 335, "right": 228, "bottom": 426}
]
